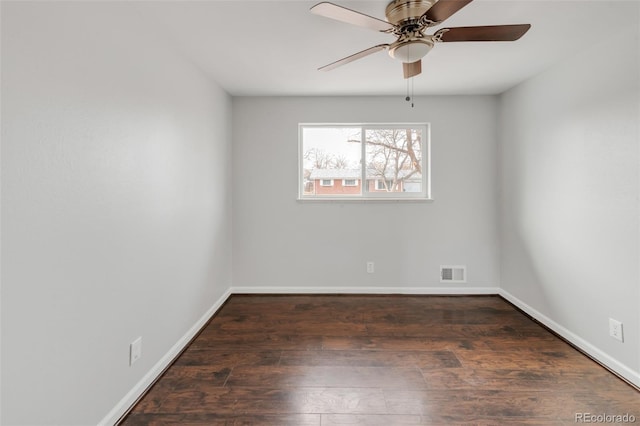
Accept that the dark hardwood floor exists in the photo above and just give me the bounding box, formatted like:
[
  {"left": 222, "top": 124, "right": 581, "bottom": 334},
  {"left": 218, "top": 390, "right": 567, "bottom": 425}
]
[{"left": 121, "top": 295, "right": 639, "bottom": 425}]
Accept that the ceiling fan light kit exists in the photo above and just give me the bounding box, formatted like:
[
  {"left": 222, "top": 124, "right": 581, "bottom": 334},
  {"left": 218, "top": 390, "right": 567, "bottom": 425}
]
[
  {"left": 310, "top": 0, "right": 531, "bottom": 79},
  {"left": 388, "top": 39, "right": 433, "bottom": 63}
]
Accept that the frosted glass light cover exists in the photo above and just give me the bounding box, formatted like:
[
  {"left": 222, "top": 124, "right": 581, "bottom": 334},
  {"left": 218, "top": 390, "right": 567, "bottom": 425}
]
[{"left": 389, "top": 40, "right": 433, "bottom": 62}]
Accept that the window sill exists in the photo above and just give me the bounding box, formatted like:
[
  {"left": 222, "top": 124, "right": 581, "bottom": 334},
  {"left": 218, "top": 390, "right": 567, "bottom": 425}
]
[{"left": 297, "top": 197, "right": 434, "bottom": 203}]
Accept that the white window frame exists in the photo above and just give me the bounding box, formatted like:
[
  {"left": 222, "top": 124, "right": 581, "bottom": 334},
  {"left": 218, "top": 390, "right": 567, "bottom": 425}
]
[
  {"left": 299, "top": 123, "right": 431, "bottom": 201},
  {"left": 319, "top": 179, "right": 334, "bottom": 187},
  {"left": 343, "top": 179, "right": 358, "bottom": 187}
]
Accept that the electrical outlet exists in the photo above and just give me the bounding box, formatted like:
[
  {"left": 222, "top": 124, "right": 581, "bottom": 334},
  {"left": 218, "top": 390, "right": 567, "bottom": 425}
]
[
  {"left": 366, "top": 261, "right": 375, "bottom": 273},
  {"left": 609, "top": 318, "right": 624, "bottom": 342},
  {"left": 130, "top": 337, "right": 142, "bottom": 365}
]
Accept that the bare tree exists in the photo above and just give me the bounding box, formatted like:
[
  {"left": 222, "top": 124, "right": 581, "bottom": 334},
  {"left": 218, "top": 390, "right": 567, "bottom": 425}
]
[
  {"left": 333, "top": 155, "right": 350, "bottom": 169},
  {"left": 364, "top": 129, "right": 422, "bottom": 192},
  {"left": 303, "top": 148, "right": 336, "bottom": 169},
  {"left": 303, "top": 149, "right": 355, "bottom": 170}
]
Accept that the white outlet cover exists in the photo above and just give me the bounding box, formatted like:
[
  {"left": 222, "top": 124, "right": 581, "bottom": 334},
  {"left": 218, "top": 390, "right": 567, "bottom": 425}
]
[
  {"left": 608, "top": 319, "right": 624, "bottom": 342},
  {"left": 367, "top": 262, "right": 374, "bottom": 273},
  {"left": 130, "top": 337, "right": 142, "bottom": 365}
]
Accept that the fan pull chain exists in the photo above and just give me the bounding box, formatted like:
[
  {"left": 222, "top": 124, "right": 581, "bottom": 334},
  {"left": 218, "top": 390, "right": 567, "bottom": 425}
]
[
  {"left": 411, "top": 77, "right": 415, "bottom": 108},
  {"left": 405, "top": 77, "right": 415, "bottom": 108}
]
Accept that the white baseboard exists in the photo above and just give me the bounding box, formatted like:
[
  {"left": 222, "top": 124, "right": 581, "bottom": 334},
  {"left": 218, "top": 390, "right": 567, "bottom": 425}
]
[
  {"left": 98, "top": 287, "right": 232, "bottom": 426},
  {"left": 230, "top": 285, "right": 500, "bottom": 295},
  {"left": 499, "top": 288, "right": 640, "bottom": 389}
]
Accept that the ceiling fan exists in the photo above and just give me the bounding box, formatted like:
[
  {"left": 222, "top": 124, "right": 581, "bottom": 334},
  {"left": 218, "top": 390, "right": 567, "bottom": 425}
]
[{"left": 310, "top": 0, "right": 531, "bottom": 78}]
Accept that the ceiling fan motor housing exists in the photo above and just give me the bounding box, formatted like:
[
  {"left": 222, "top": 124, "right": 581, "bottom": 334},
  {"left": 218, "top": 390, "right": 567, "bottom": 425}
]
[
  {"left": 385, "top": 0, "right": 437, "bottom": 63},
  {"left": 385, "top": 0, "right": 437, "bottom": 26}
]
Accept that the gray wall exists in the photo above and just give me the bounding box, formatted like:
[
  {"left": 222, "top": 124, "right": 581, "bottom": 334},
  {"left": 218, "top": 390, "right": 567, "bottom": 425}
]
[
  {"left": 498, "top": 23, "right": 640, "bottom": 379},
  {"left": 1, "top": 2, "right": 232, "bottom": 424},
  {"left": 232, "top": 96, "right": 500, "bottom": 290}
]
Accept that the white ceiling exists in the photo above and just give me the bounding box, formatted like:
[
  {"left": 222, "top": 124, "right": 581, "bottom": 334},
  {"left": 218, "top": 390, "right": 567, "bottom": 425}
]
[{"left": 139, "top": 0, "right": 640, "bottom": 96}]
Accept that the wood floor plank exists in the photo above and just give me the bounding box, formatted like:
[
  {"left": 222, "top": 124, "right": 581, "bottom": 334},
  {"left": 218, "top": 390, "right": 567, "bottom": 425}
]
[
  {"left": 454, "top": 347, "right": 591, "bottom": 367},
  {"left": 207, "top": 312, "right": 367, "bottom": 335},
  {"left": 226, "top": 365, "right": 427, "bottom": 389},
  {"left": 478, "top": 334, "right": 567, "bottom": 350},
  {"left": 419, "top": 366, "right": 623, "bottom": 391},
  {"left": 364, "top": 322, "right": 553, "bottom": 338},
  {"left": 383, "top": 388, "right": 588, "bottom": 419},
  {"left": 123, "top": 413, "right": 321, "bottom": 425},
  {"left": 280, "top": 349, "right": 416, "bottom": 367},
  {"left": 321, "top": 413, "right": 425, "bottom": 425},
  {"left": 190, "top": 333, "right": 323, "bottom": 351},
  {"left": 173, "top": 349, "right": 281, "bottom": 367},
  {"left": 135, "top": 386, "right": 388, "bottom": 415},
  {"left": 160, "top": 365, "right": 231, "bottom": 385},
  {"left": 412, "top": 350, "right": 462, "bottom": 369},
  {"left": 363, "top": 307, "right": 531, "bottom": 325},
  {"left": 321, "top": 336, "right": 491, "bottom": 351},
  {"left": 279, "top": 349, "right": 460, "bottom": 369},
  {"left": 120, "top": 295, "right": 639, "bottom": 425}
]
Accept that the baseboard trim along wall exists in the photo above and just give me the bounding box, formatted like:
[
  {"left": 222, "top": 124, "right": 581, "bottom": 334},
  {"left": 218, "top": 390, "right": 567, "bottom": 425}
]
[
  {"left": 229, "top": 286, "right": 501, "bottom": 295},
  {"left": 99, "top": 287, "right": 232, "bottom": 426},
  {"left": 499, "top": 289, "right": 640, "bottom": 390}
]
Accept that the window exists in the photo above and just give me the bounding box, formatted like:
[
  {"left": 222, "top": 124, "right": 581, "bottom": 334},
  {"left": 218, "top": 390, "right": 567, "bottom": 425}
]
[
  {"left": 375, "top": 179, "right": 394, "bottom": 191},
  {"left": 299, "top": 123, "right": 430, "bottom": 200}
]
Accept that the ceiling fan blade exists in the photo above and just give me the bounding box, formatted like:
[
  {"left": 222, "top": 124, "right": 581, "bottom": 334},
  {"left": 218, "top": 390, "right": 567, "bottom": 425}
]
[
  {"left": 423, "top": 0, "right": 474, "bottom": 24},
  {"left": 438, "top": 24, "right": 531, "bottom": 42},
  {"left": 403, "top": 60, "right": 422, "bottom": 79},
  {"left": 311, "top": 2, "right": 394, "bottom": 32},
  {"left": 319, "top": 44, "right": 389, "bottom": 72}
]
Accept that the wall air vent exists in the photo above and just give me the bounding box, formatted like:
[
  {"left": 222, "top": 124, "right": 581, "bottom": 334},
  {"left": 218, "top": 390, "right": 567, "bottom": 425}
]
[{"left": 440, "top": 265, "right": 466, "bottom": 283}]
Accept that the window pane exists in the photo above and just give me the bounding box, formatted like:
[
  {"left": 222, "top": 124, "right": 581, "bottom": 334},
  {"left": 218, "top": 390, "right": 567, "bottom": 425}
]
[
  {"left": 302, "top": 127, "right": 362, "bottom": 196},
  {"left": 365, "top": 128, "right": 423, "bottom": 194}
]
